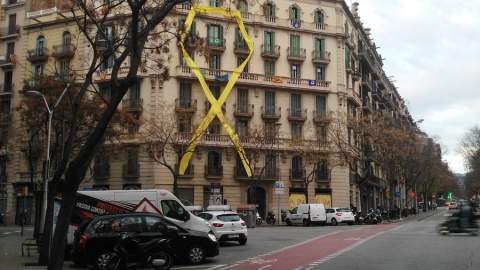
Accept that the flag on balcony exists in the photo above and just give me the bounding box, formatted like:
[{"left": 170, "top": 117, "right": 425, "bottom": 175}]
[
  {"left": 308, "top": 80, "right": 317, "bottom": 86},
  {"left": 292, "top": 21, "right": 301, "bottom": 28},
  {"left": 272, "top": 76, "right": 283, "bottom": 83},
  {"left": 211, "top": 37, "right": 222, "bottom": 45},
  {"left": 9, "top": 54, "right": 15, "bottom": 66},
  {"left": 99, "top": 68, "right": 107, "bottom": 81},
  {"left": 214, "top": 74, "right": 229, "bottom": 82}
]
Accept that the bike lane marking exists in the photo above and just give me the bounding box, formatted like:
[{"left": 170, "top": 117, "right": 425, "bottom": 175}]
[{"left": 220, "top": 223, "right": 404, "bottom": 270}]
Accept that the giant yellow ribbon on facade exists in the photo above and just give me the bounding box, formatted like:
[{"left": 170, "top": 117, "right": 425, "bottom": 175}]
[{"left": 178, "top": 5, "right": 253, "bottom": 176}]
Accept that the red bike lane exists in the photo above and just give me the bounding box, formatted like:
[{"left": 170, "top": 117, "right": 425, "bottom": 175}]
[{"left": 223, "top": 223, "right": 403, "bottom": 270}]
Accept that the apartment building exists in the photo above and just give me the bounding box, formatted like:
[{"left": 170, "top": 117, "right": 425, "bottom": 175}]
[{"left": 0, "top": 0, "right": 412, "bottom": 224}]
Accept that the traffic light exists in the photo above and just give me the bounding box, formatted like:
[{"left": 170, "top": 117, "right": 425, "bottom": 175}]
[
  {"left": 447, "top": 192, "right": 452, "bottom": 200},
  {"left": 411, "top": 192, "right": 415, "bottom": 197}
]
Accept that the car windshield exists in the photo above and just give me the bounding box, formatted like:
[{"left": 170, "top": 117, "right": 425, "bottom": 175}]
[
  {"left": 217, "top": 214, "right": 241, "bottom": 222},
  {"left": 336, "top": 208, "right": 350, "bottom": 212}
]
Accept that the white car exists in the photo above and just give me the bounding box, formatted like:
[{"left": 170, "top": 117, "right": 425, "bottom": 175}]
[
  {"left": 326, "top": 208, "right": 355, "bottom": 226},
  {"left": 197, "top": 208, "right": 248, "bottom": 245}
]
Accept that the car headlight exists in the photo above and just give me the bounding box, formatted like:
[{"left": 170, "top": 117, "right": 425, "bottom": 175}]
[{"left": 208, "top": 233, "right": 217, "bottom": 242}]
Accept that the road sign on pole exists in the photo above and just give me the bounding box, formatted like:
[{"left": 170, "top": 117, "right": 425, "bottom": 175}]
[{"left": 275, "top": 181, "right": 284, "bottom": 194}]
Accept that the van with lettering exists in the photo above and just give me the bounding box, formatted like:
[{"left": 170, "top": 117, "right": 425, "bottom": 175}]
[{"left": 66, "top": 189, "right": 212, "bottom": 256}]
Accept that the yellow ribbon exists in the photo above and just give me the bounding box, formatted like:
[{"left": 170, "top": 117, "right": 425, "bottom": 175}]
[{"left": 178, "top": 5, "right": 253, "bottom": 176}]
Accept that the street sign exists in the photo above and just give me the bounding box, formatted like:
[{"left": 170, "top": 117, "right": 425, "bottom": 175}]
[
  {"left": 395, "top": 191, "right": 401, "bottom": 197},
  {"left": 275, "top": 181, "right": 284, "bottom": 195}
]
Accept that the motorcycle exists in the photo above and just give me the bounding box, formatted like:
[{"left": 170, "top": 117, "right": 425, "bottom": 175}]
[
  {"left": 266, "top": 211, "right": 276, "bottom": 225},
  {"left": 362, "top": 209, "right": 378, "bottom": 225},
  {"left": 353, "top": 211, "right": 363, "bottom": 225},
  {"left": 106, "top": 224, "right": 178, "bottom": 270},
  {"left": 438, "top": 212, "right": 480, "bottom": 236},
  {"left": 256, "top": 212, "right": 262, "bottom": 226}
]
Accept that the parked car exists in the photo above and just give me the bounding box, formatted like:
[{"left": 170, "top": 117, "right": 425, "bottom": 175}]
[
  {"left": 449, "top": 202, "right": 458, "bottom": 210},
  {"left": 285, "top": 204, "right": 327, "bottom": 226},
  {"left": 326, "top": 208, "right": 355, "bottom": 226},
  {"left": 197, "top": 205, "right": 248, "bottom": 245},
  {"left": 71, "top": 212, "right": 219, "bottom": 270}
]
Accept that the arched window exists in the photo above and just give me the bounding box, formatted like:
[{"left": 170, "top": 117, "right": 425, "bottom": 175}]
[
  {"left": 36, "top": 36, "right": 46, "bottom": 56},
  {"left": 63, "top": 31, "right": 71, "bottom": 47},
  {"left": 344, "top": 21, "right": 350, "bottom": 34},
  {"left": 289, "top": 6, "right": 300, "bottom": 21},
  {"left": 239, "top": 0, "right": 248, "bottom": 14},
  {"left": 265, "top": 2, "right": 276, "bottom": 18},
  {"left": 315, "top": 10, "right": 324, "bottom": 24}
]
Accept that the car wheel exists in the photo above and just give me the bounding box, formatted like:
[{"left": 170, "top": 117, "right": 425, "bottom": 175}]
[
  {"left": 185, "top": 244, "right": 206, "bottom": 265},
  {"left": 331, "top": 218, "right": 338, "bottom": 226},
  {"left": 302, "top": 219, "right": 309, "bottom": 227},
  {"left": 286, "top": 219, "right": 292, "bottom": 226},
  {"left": 93, "top": 250, "right": 112, "bottom": 270},
  {"left": 238, "top": 239, "right": 247, "bottom": 245}
]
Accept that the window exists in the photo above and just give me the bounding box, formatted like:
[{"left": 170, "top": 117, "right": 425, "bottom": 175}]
[
  {"left": 234, "top": 28, "right": 248, "bottom": 50},
  {"left": 316, "top": 95, "right": 327, "bottom": 116},
  {"left": 33, "top": 65, "right": 44, "bottom": 76},
  {"left": 126, "top": 152, "right": 138, "bottom": 174},
  {"left": 209, "top": 0, "right": 220, "bottom": 7},
  {"left": 292, "top": 156, "right": 303, "bottom": 178},
  {"left": 236, "top": 154, "right": 248, "bottom": 176},
  {"left": 344, "top": 21, "right": 349, "bottom": 35},
  {"left": 265, "top": 91, "right": 275, "bottom": 115},
  {"left": 208, "top": 24, "right": 223, "bottom": 46},
  {"left": 238, "top": 0, "right": 248, "bottom": 13},
  {"left": 314, "top": 38, "right": 325, "bottom": 59},
  {"left": 101, "top": 53, "right": 114, "bottom": 69},
  {"left": 291, "top": 93, "right": 301, "bottom": 116},
  {"left": 237, "top": 57, "right": 249, "bottom": 72},
  {"left": 99, "top": 84, "right": 112, "bottom": 100},
  {"left": 290, "top": 64, "right": 300, "bottom": 78},
  {"left": 178, "top": 117, "right": 191, "bottom": 133},
  {"left": 237, "top": 88, "right": 248, "bottom": 112},
  {"left": 264, "top": 32, "right": 275, "bottom": 53},
  {"left": 100, "top": 25, "right": 114, "bottom": 41},
  {"left": 345, "top": 48, "right": 351, "bottom": 68},
  {"left": 161, "top": 200, "right": 186, "bottom": 221},
  {"left": 94, "top": 156, "right": 109, "bottom": 178},
  {"left": 264, "top": 121, "right": 276, "bottom": 138},
  {"left": 207, "top": 151, "right": 222, "bottom": 176},
  {"left": 289, "top": 6, "right": 301, "bottom": 21},
  {"left": 178, "top": 19, "right": 196, "bottom": 44},
  {"left": 179, "top": 82, "right": 192, "bottom": 107},
  {"left": 315, "top": 10, "right": 324, "bottom": 24},
  {"left": 63, "top": 31, "right": 71, "bottom": 53},
  {"left": 290, "top": 35, "right": 300, "bottom": 56},
  {"left": 60, "top": 60, "right": 70, "bottom": 78},
  {"left": 291, "top": 123, "right": 302, "bottom": 138},
  {"left": 180, "top": 51, "right": 194, "bottom": 66},
  {"left": 316, "top": 160, "right": 328, "bottom": 180},
  {"left": 127, "top": 113, "right": 139, "bottom": 133},
  {"left": 265, "top": 60, "right": 275, "bottom": 75},
  {"left": 265, "top": 3, "right": 276, "bottom": 18},
  {"left": 130, "top": 82, "right": 140, "bottom": 102},
  {"left": 265, "top": 154, "right": 276, "bottom": 178},
  {"left": 4, "top": 71, "right": 13, "bottom": 92},
  {"left": 236, "top": 119, "right": 248, "bottom": 136},
  {"left": 210, "top": 54, "right": 221, "bottom": 70},
  {"left": 8, "top": 14, "right": 16, "bottom": 35},
  {"left": 316, "top": 66, "right": 325, "bottom": 81}
]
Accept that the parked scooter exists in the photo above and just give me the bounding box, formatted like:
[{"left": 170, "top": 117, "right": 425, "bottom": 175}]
[
  {"left": 256, "top": 212, "right": 262, "bottom": 226},
  {"left": 266, "top": 211, "right": 276, "bottom": 225},
  {"left": 363, "top": 209, "right": 378, "bottom": 225},
  {"left": 106, "top": 224, "right": 178, "bottom": 270},
  {"left": 354, "top": 211, "right": 363, "bottom": 225}
]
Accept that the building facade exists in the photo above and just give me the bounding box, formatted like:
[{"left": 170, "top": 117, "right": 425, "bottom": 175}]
[{"left": 1, "top": 0, "right": 412, "bottom": 224}]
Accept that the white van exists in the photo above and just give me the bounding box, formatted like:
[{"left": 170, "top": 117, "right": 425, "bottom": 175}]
[
  {"left": 285, "top": 204, "right": 327, "bottom": 226},
  {"left": 66, "top": 189, "right": 211, "bottom": 250}
]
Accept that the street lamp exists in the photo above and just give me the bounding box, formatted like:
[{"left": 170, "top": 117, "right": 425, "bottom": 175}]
[
  {"left": 25, "top": 84, "right": 70, "bottom": 233},
  {"left": 275, "top": 122, "right": 281, "bottom": 225}
]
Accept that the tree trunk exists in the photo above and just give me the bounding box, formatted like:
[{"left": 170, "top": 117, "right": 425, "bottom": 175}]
[{"left": 38, "top": 180, "right": 60, "bottom": 265}]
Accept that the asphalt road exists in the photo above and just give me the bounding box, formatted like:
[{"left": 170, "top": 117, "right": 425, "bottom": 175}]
[{"left": 3, "top": 207, "right": 479, "bottom": 270}]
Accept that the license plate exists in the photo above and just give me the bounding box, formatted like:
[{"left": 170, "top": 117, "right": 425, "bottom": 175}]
[{"left": 228, "top": 234, "right": 239, "bottom": 238}]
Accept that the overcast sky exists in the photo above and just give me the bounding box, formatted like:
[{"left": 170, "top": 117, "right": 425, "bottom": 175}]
[{"left": 350, "top": 0, "right": 480, "bottom": 174}]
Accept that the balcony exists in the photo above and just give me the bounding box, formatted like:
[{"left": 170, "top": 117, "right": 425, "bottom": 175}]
[
  {"left": 290, "top": 169, "right": 306, "bottom": 181},
  {"left": 27, "top": 48, "right": 49, "bottom": 63},
  {"left": 0, "top": 54, "right": 15, "bottom": 69},
  {"left": 312, "top": 50, "right": 331, "bottom": 65},
  {"left": 358, "top": 46, "right": 375, "bottom": 72},
  {"left": 234, "top": 166, "right": 250, "bottom": 180},
  {"left": 204, "top": 165, "right": 223, "bottom": 179},
  {"left": 313, "top": 110, "right": 331, "bottom": 125},
  {"left": 175, "top": 98, "right": 197, "bottom": 114},
  {"left": 287, "top": 108, "right": 307, "bottom": 122},
  {"left": 206, "top": 37, "right": 226, "bottom": 52},
  {"left": 383, "top": 95, "right": 395, "bottom": 109},
  {"left": 0, "top": 25, "right": 20, "bottom": 40},
  {"left": 176, "top": 164, "right": 194, "bottom": 178},
  {"left": 0, "top": 84, "right": 13, "bottom": 97},
  {"left": 233, "top": 104, "right": 254, "bottom": 118},
  {"left": 361, "top": 75, "right": 373, "bottom": 92},
  {"left": 254, "top": 167, "right": 279, "bottom": 181},
  {"left": 351, "top": 70, "right": 361, "bottom": 81},
  {"left": 233, "top": 41, "right": 250, "bottom": 55},
  {"left": 287, "top": 47, "right": 306, "bottom": 62},
  {"left": 175, "top": 66, "right": 331, "bottom": 92},
  {"left": 93, "top": 165, "right": 110, "bottom": 180},
  {"left": 204, "top": 100, "right": 226, "bottom": 114},
  {"left": 260, "top": 44, "right": 280, "bottom": 58},
  {"left": 362, "top": 99, "right": 374, "bottom": 113},
  {"left": 122, "top": 164, "right": 139, "bottom": 179},
  {"left": 345, "top": 33, "right": 356, "bottom": 49},
  {"left": 122, "top": 99, "right": 143, "bottom": 111},
  {"left": 371, "top": 89, "right": 383, "bottom": 102},
  {"left": 261, "top": 106, "right": 281, "bottom": 120},
  {"left": 19, "top": 172, "right": 43, "bottom": 182},
  {"left": 52, "top": 44, "right": 76, "bottom": 59},
  {"left": 346, "top": 87, "right": 361, "bottom": 107}
]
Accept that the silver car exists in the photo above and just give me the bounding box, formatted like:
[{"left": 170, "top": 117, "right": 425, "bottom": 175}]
[{"left": 197, "top": 210, "right": 248, "bottom": 245}]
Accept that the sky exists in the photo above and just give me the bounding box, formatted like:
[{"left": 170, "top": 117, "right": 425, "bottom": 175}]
[{"left": 350, "top": 0, "right": 480, "bottom": 174}]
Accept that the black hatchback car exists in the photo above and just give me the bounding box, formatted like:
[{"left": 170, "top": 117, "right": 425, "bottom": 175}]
[{"left": 71, "top": 212, "right": 219, "bottom": 270}]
